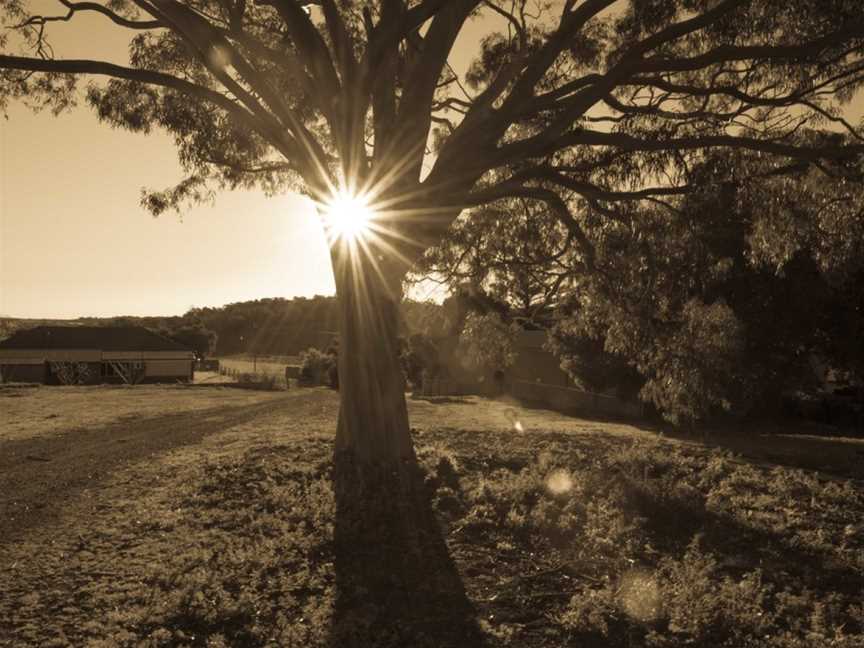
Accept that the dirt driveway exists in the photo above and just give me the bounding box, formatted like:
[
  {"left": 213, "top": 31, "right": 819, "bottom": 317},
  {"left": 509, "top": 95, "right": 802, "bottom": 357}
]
[{"left": 0, "top": 386, "right": 296, "bottom": 545}]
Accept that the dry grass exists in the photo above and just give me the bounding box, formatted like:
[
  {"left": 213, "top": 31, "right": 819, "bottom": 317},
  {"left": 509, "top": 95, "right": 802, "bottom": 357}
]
[
  {"left": 217, "top": 355, "right": 299, "bottom": 378},
  {"left": 0, "top": 387, "right": 332, "bottom": 647},
  {"left": 0, "top": 384, "right": 284, "bottom": 444},
  {"left": 1, "top": 388, "right": 862, "bottom": 647},
  {"left": 193, "top": 371, "right": 236, "bottom": 385}
]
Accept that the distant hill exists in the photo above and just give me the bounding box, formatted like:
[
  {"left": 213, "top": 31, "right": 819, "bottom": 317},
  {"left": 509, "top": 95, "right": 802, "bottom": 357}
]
[
  {"left": 0, "top": 296, "right": 449, "bottom": 356},
  {"left": 0, "top": 318, "right": 84, "bottom": 341}
]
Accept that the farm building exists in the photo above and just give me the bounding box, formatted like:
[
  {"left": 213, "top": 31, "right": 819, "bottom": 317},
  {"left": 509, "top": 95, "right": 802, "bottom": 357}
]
[{"left": 0, "top": 326, "right": 194, "bottom": 385}]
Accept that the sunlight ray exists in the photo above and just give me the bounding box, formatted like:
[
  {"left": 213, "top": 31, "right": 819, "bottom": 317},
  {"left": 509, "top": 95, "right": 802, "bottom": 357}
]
[
  {"left": 354, "top": 232, "right": 402, "bottom": 301},
  {"left": 361, "top": 224, "right": 422, "bottom": 269}
]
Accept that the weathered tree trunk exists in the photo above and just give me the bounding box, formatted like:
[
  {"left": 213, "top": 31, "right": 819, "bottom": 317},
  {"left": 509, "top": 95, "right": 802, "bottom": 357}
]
[
  {"left": 329, "top": 245, "right": 480, "bottom": 647},
  {"left": 332, "top": 245, "right": 415, "bottom": 471}
]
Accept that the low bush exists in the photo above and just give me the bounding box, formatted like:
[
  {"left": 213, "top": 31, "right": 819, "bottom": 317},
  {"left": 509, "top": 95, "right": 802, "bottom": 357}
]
[
  {"left": 416, "top": 430, "right": 864, "bottom": 647},
  {"left": 299, "top": 348, "right": 337, "bottom": 388}
]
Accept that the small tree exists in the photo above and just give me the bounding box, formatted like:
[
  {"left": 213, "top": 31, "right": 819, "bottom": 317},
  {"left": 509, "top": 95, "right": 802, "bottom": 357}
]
[
  {"left": 639, "top": 299, "right": 746, "bottom": 427},
  {"left": 546, "top": 327, "right": 643, "bottom": 399},
  {"left": 417, "top": 199, "right": 576, "bottom": 324},
  {"left": 457, "top": 311, "right": 519, "bottom": 383}
]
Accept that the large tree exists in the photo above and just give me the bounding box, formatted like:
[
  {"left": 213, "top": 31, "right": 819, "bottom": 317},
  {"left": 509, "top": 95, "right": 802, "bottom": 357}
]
[{"left": 3, "top": 0, "right": 864, "bottom": 474}]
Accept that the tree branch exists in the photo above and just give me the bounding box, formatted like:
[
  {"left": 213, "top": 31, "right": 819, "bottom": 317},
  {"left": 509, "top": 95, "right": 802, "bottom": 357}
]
[
  {"left": 0, "top": 53, "right": 317, "bottom": 176},
  {"left": 495, "top": 127, "right": 864, "bottom": 167},
  {"left": 12, "top": 1, "right": 162, "bottom": 30}
]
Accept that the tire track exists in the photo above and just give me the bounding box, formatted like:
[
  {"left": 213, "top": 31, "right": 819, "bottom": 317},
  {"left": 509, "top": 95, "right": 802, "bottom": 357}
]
[{"left": 0, "top": 393, "right": 303, "bottom": 545}]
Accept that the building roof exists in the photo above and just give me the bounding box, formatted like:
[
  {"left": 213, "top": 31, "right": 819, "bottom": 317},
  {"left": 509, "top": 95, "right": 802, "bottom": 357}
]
[{"left": 0, "top": 326, "right": 190, "bottom": 352}]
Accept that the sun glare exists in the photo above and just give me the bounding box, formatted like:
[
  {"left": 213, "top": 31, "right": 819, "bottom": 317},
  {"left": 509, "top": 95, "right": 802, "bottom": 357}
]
[{"left": 322, "top": 191, "right": 374, "bottom": 242}]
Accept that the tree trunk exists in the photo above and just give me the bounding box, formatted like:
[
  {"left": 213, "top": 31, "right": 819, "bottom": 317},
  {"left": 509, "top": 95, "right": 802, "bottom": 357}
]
[
  {"left": 332, "top": 246, "right": 415, "bottom": 471},
  {"left": 328, "top": 246, "right": 481, "bottom": 647}
]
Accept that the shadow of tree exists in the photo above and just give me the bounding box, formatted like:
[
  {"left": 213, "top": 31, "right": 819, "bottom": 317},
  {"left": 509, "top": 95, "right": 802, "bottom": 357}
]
[
  {"left": 330, "top": 456, "right": 484, "bottom": 648},
  {"left": 620, "top": 476, "right": 862, "bottom": 598},
  {"left": 661, "top": 424, "right": 864, "bottom": 481}
]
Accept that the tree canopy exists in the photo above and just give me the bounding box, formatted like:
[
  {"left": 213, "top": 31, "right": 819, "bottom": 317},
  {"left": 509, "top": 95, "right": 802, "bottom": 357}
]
[{"left": 3, "top": 0, "right": 864, "bottom": 279}]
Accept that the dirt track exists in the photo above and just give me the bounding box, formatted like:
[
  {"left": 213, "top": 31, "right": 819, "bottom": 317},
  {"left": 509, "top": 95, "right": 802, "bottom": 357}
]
[
  {"left": 0, "top": 393, "right": 298, "bottom": 545},
  {"left": 0, "top": 387, "right": 338, "bottom": 647}
]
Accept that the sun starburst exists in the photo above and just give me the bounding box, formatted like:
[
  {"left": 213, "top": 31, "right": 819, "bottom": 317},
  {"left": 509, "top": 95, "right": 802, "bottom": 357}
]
[{"left": 320, "top": 190, "right": 374, "bottom": 242}]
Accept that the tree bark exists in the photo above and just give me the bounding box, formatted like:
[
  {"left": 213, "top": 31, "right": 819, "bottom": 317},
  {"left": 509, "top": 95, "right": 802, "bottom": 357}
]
[{"left": 332, "top": 244, "right": 415, "bottom": 471}]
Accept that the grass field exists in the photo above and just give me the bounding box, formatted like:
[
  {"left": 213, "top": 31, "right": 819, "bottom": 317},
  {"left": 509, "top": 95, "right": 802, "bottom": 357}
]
[
  {"left": 0, "top": 386, "right": 862, "bottom": 647},
  {"left": 217, "top": 355, "right": 300, "bottom": 378}
]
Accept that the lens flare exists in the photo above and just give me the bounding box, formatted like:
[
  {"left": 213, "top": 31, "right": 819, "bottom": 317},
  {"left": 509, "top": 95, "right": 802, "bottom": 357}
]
[
  {"left": 545, "top": 468, "right": 573, "bottom": 495},
  {"left": 321, "top": 190, "right": 374, "bottom": 242},
  {"left": 618, "top": 570, "right": 662, "bottom": 622},
  {"left": 207, "top": 44, "right": 232, "bottom": 71}
]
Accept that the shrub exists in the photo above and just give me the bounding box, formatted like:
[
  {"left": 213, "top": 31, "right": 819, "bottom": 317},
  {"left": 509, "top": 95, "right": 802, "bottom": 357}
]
[
  {"left": 299, "top": 348, "right": 337, "bottom": 387},
  {"left": 556, "top": 585, "right": 618, "bottom": 637}
]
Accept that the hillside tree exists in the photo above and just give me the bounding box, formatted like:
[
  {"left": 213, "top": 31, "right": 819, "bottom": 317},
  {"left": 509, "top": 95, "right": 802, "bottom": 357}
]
[{"left": 3, "top": 0, "right": 864, "bottom": 478}]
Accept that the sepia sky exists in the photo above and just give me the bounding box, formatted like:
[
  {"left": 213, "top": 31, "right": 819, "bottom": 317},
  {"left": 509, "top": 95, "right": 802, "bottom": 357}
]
[
  {"left": 0, "top": 8, "right": 499, "bottom": 319},
  {"left": 1, "top": 5, "right": 862, "bottom": 319}
]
